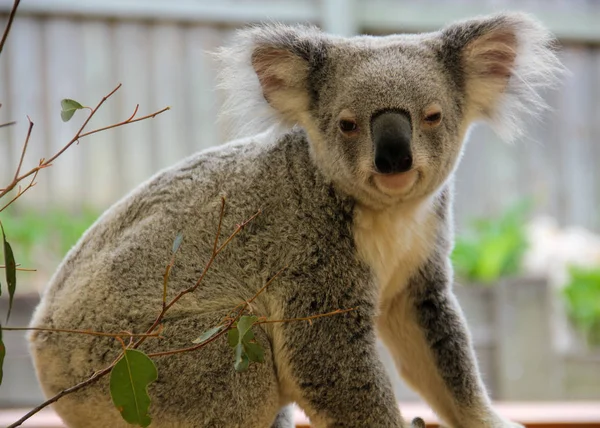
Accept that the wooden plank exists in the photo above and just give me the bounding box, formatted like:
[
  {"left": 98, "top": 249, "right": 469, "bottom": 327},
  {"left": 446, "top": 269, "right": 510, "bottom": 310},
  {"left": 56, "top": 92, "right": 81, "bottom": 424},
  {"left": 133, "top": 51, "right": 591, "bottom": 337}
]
[
  {"left": 358, "top": 0, "right": 600, "bottom": 43},
  {"left": 0, "top": 0, "right": 319, "bottom": 25},
  {"left": 3, "top": 16, "right": 50, "bottom": 208},
  {"left": 80, "top": 19, "right": 121, "bottom": 209},
  {"left": 553, "top": 47, "right": 596, "bottom": 228},
  {"left": 0, "top": 13, "right": 14, "bottom": 187},
  {"left": 42, "top": 17, "right": 86, "bottom": 208},
  {"left": 495, "top": 278, "right": 562, "bottom": 400},
  {"left": 112, "top": 20, "right": 155, "bottom": 194},
  {"left": 3, "top": 0, "right": 600, "bottom": 43},
  {"left": 3, "top": 403, "right": 600, "bottom": 428},
  {"left": 149, "top": 22, "right": 187, "bottom": 172},
  {"left": 182, "top": 25, "right": 222, "bottom": 153}
]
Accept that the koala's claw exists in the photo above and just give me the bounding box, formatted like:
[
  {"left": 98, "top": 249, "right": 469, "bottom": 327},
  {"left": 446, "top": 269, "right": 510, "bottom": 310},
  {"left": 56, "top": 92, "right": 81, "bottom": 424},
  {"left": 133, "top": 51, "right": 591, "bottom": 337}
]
[{"left": 411, "top": 417, "right": 426, "bottom": 428}]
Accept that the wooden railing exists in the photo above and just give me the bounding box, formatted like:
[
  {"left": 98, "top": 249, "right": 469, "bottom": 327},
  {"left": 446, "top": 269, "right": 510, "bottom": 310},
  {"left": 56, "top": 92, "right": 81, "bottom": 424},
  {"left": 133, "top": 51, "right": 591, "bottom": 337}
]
[{"left": 2, "top": 402, "right": 599, "bottom": 427}]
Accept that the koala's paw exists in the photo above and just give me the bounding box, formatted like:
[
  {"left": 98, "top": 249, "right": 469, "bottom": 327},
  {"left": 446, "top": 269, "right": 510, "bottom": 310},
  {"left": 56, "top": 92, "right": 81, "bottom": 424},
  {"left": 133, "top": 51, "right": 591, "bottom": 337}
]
[{"left": 411, "top": 417, "right": 426, "bottom": 428}]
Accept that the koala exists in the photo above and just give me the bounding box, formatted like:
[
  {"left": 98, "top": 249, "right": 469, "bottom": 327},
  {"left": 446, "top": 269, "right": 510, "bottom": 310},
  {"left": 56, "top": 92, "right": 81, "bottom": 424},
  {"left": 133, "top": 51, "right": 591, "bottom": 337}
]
[{"left": 29, "top": 12, "right": 561, "bottom": 428}]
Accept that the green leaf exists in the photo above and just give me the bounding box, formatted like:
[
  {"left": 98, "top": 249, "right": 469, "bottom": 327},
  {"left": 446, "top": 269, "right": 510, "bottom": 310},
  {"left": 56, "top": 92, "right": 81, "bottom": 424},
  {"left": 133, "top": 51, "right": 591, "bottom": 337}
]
[
  {"left": 60, "top": 98, "right": 84, "bottom": 122},
  {"left": 227, "top": 315, "right": 264, "bottom": 371},
  {"left": 244, "top": 340, "right": 264, "bottom": 363},
  {"left": 0, "top": 323, "right": 5, "bottom": 386},
  {"left": 234, "top": 343, "right": 249, "bottom": 372},
  {"left": 192, "top": 325, "right": 223, "bottom": 344},
  {"left": 228, "top": 328, "right": 239, "bottom": 348},
  {"left": 171, "top": 232, "right": 183, "bottom": 254},
  {"left": 110, "top": 349, "right": 157, "bottom": 428},
  {"left": 236, "top": 315, "right": 258, "bottom": 340},
  {"left": 1, "top": 225, "right": 16, "bottom": 323}
]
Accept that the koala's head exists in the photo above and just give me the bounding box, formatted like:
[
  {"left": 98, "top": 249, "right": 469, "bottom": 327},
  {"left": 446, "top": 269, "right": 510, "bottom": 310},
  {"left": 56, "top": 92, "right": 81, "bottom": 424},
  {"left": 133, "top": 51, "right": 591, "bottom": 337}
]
[{"left": 217, "top": 13, "right": 561, "bottom": 208}]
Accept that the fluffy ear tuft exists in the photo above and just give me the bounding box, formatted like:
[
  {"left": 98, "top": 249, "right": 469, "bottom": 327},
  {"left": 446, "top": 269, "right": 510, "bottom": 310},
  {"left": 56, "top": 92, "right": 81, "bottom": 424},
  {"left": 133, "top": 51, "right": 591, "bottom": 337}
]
[
  {"left": 214, "top": 23, "right": 327, "bottom": 139},
  {"left": 440, "top": 13, "right": 564, "bottom": 141}
]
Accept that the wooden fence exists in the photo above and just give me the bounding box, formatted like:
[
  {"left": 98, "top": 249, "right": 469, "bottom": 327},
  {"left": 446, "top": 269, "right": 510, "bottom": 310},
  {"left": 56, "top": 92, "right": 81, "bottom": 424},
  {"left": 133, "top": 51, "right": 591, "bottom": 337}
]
[{"left": 0, "top": 0, "right": 600, "bottom": 234}]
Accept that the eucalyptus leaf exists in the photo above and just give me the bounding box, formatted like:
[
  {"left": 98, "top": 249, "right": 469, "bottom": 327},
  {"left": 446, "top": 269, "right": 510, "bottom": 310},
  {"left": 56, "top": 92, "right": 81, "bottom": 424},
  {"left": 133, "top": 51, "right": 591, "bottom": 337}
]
[
  {"left": 228, "top": 328, "right": 239, "bottom": 348},
  {"left": 192, "top": 325, "right": 223, "bottom": 344},
  {"left": 60, "top": 98, "right": 85, "bottom": 122},
  {"left": 236, "top": 315, "right": 258, "bottom": 340},
  {"left": 234, "top": 343, "right": 249, "bottom": 372},
  {"left": 244, "top": 340, "right": 264, "bottom": 363},
  {"left": 1, "top": 226, "right": 16, "bottom": 323},
  {"left": 172, "top": 232, "right": 183, "bottom": 254},
  {"left": 109, "top": 349, "right": 157, "bottom": 427}
]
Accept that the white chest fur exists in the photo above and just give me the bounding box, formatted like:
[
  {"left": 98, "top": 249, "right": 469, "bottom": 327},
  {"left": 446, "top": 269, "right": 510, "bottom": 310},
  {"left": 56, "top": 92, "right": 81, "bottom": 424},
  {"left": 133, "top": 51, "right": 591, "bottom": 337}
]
[{"left": 353, "top": 199, "right": 438, "bottom": 305}]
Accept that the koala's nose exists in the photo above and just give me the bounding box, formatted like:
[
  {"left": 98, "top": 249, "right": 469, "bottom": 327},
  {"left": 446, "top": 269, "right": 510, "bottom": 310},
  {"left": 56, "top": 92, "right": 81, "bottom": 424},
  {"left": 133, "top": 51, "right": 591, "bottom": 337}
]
[{"left": 371, "top": 111, "right": 413, "bottom": 174}]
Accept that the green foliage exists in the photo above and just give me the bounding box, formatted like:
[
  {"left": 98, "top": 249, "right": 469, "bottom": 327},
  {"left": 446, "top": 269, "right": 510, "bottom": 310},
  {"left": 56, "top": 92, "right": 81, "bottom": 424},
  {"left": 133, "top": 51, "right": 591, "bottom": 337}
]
[
  {"left": 451, "top": 201, "right": 531, "bottom": 284},
  {"left": 171, "top": 232, "right": 183, "bottom": 254},
  {"left": 60, "top": 98, "right": 85, "bottom": 122},
  {"left": 563, "top": 266, "right": 600, "bottom": 346},
  {"left": 0, "top": 207, "right": 98, "bottom": 275},
  {"left": 110, "top": 349, "right": 158, "bottom": 428},
  {"left": 1, "top": 222, "right": 16, "bottom": 322},
  {"left": 192, "top": 326, "right": 224, "bottom": 344},
  {"left": 227, "top": 315, "right": 264, "bottom": 372}
]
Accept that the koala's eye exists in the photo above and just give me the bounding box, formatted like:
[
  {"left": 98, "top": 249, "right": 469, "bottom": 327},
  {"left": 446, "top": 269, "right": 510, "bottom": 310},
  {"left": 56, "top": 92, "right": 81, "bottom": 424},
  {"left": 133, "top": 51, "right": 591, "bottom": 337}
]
[
  {"left": 423, "top": 104, "right": 443, "bottom": 127},
  {"left": 423, "top": 110, "right": 442, "bottom": 127},
  {"left": 339, "top": 119, "right": 358, "bottom": 134}
]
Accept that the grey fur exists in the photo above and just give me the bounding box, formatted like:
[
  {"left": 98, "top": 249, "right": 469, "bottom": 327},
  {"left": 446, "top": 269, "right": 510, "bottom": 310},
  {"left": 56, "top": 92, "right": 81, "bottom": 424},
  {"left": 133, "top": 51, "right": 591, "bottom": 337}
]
[{"left": 29, "top": 12, "right": 561, "bottom": 428}]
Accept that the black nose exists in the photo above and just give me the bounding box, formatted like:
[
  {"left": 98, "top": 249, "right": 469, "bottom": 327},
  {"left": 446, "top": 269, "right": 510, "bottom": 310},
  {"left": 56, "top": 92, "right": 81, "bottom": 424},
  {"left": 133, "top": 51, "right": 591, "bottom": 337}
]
[{"left": 371, "top": 111, "right": 413, "bottom": 174}]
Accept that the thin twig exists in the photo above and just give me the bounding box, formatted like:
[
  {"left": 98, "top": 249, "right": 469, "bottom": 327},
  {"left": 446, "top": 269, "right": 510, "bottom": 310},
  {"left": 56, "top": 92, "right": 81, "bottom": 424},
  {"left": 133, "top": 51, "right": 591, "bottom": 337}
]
[
  {"left": 0, "top": 83, "right": 169, "bottom": 202},
  {"left": 3, "top": 326, "right": 163, "bottom": 339},
  {"left": 0, "top": 121, "right": 16, "bottom": 128},
  {"left": 0, "top": 0, "right": 20, "bottom": 57},
  {"left": 148, "top": 267, "right": 287, "bottom": 358},
  {"left": 77, "top": 106, "right": 169, "bottom": 139},
  {"left": 0, "top": 263, "right": 36, "bottom": 272},
  {"left": 0, "top": 169, "right": 39, "bottom": 213},
  {"left": 6, "top": 364, "right": 114, "bottom": 428},
  {"left": 256, "top": 307, "right": 358, "bottom": 325},
  {"left": 13, "top": 116, "right": 33, "bottom": 181},
  {"left": 212, "top": 197, "right": 226, "bottom": 254},
  {"left": 125, "top": 104, "right": 139, "bottom": 123},
  {"left": 134, "top": 205, "right": 260, "bottom": 349}
]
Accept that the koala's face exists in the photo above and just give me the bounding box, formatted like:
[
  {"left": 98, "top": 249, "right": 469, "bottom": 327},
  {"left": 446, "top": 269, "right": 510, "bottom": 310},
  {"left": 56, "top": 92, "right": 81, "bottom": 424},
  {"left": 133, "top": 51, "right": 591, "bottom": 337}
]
[
  {"left": 309, "top": 39, "right": 464, "bottom": 206},
  {"left": 219, "top": 14, "right": 560, "bottom": 208}
]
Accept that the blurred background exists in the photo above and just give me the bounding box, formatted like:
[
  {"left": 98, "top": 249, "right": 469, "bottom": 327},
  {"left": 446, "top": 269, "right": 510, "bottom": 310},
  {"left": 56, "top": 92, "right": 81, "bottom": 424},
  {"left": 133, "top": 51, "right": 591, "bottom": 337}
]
[{"left": 0, "top": 0, "right": 599, "bottom": 414}]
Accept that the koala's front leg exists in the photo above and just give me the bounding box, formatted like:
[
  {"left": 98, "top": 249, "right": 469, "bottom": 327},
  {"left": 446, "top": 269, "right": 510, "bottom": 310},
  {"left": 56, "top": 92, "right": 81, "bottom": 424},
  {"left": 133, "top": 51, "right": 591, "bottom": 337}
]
[
  {"left": 274, "top": 303, "right": 406, "bottom": 427},
  {"left": 378, "top": 256, "right": 523, "bottom": 428}
]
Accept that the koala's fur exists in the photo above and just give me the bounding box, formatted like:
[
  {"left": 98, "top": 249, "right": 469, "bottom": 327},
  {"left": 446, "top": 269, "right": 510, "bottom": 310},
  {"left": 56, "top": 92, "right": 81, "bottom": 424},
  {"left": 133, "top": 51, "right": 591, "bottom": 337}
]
[{"left": 29, "top": 13, "right": 561, "bottom": 428}]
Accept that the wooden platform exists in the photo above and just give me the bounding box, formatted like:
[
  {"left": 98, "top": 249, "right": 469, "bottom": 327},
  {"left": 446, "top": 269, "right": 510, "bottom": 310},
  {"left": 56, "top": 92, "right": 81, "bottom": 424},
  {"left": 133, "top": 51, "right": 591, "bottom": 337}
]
[{"left": 1, "top": 402, "right": 600, "bottom": 427}]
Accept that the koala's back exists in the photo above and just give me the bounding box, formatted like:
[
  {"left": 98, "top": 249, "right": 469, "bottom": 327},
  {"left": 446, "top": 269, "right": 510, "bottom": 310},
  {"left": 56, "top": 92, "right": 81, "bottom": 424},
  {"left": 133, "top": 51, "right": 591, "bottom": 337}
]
[
  {"left": 35, "top": 130, "right": 334, "bottom": 322},
  {"left": 28, "top": 130, "right": 360, "bottom": 428}
]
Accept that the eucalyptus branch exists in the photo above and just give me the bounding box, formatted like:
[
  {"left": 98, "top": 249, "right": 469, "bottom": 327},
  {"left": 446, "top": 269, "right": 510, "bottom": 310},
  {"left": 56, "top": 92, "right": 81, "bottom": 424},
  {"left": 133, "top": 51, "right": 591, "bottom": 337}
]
[
  {"left": 8, "top": 203, "right": 260, "bottom": 426},
  {"left": 0, "top": 84, "right": 170, "bottom": 202},
  {"left": 134, "top": 199, "right": 260, "bottom": 349},
  {"left": 6, "top": 364, "right": 114, "bottom": 428},
  {"left": 147, "top": 268, "right": 287, "bottom": 358},
  {"left": 0, "top": 0, "right": 20, "bottom": 57},
  {"left": 0, "top": 263, "right": 35, "bottom": 272},
  {"left": 256, "top": 307, "right": 358, "bottom": 325},
  {"left": 3, "top": 326, "right": 163, "bottom": 339}
]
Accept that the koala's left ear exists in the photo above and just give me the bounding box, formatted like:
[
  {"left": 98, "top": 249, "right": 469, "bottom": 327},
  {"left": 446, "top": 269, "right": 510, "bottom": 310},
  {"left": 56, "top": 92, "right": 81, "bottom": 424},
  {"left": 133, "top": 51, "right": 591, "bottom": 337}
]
[
  {"left": 439, "top": 13, "right": 563, "bottom": 141},
  {"left": 216, "top": 24, "right": 328, "bottom": 138}
]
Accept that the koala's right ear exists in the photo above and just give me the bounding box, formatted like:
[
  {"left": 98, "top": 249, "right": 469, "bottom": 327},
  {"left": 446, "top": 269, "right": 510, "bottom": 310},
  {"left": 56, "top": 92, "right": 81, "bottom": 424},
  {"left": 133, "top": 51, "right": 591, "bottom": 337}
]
[
  {"left": 215, "top": 24, "right": 328, "bottom": 138},
  {"left": 438, "top": 13, "right": 563, "bottom": 141}
]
